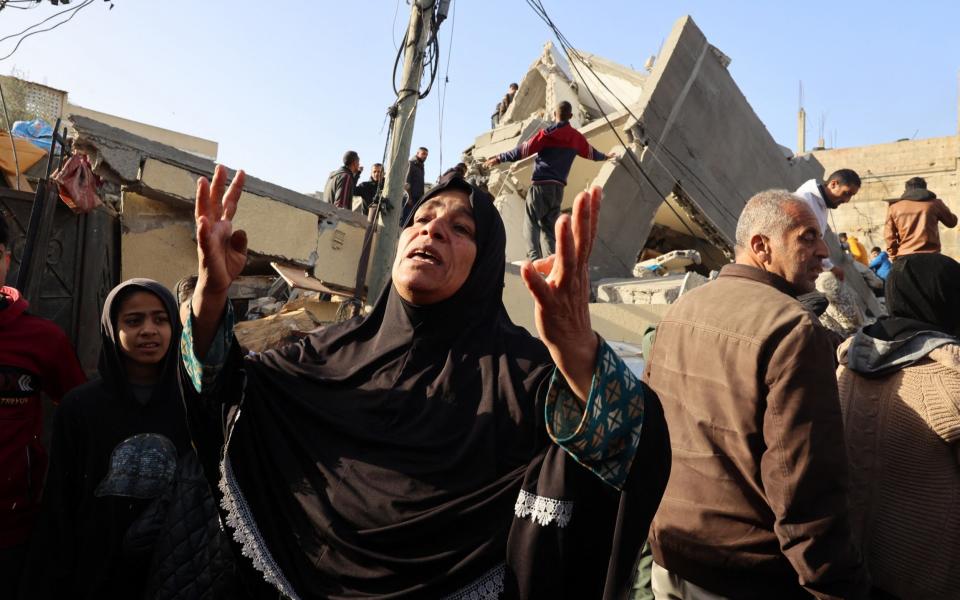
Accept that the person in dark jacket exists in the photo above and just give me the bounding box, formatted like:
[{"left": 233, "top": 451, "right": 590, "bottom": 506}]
[
  {"left": 323, "top": 150, "right": 361, "bottom": 210},
  {"left": 402, "top": 146, "right": 428, "bottom": 224},
  {"left": 645, "top": 189, "right": 869, "bottom": 599},
  {"left": 353, "top": 162, "right": 385, "bottom": 216},
  {"left": 484, "top": 101, "right": 615, "bottom": 260},
  {"left": 491, "top": 82, "right": 518, "bottom": 128},
  {"left": 0, "top": 214, "right": 86, "bottom": 597},
  {"left": 18, "top": 279, "right": 193, "bottom": 599}
]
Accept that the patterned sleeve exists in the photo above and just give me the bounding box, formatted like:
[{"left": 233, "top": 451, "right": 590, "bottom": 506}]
[
  {"left": 181, "top": 303, "right": 235, "bottom": 394},
  {"left": 544, "top": 340, "right": 645, "bottom": 490}
]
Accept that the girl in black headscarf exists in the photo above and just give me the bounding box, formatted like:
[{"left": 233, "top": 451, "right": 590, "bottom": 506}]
[
  {"left": 183, "top": 167, "right": 670, "bottom": 599},
  {"left": 19, "top": 280, "right": 190, "bottom": 597}
]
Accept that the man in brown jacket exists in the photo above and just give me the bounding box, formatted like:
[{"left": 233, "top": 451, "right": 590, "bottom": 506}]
[
  {"left": 885, "top": 176, "right": 957, "bottom": 258},
  {"left": 645, "top": 189, "right": 869, "bottom": 599}
]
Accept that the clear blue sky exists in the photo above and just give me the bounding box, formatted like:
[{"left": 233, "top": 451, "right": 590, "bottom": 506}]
[{"left": 2, "top": 0, "right": 958, "bottom": 194}]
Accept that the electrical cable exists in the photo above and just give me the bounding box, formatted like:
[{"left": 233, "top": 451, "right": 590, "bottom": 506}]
[
  {"left": 436, "top": 0, "right": 455, "bottom": 170},
  {"left": 0, "top": 0, "right": 88, "bottom": 45},
  {"left": 525, "top": 0, "right": 739, "bottom": 229},
  {"left": 0, "top": 0, "right": 42, "bottom": 10},
  {"left": 0, "top": 0, "right": 94, "bottom": 62},
  {"left": 391, "top": 0, "right": 403, "bottom": 50},
  {"left": 523, "top": 0, "right": 702, "bottom": 241}
]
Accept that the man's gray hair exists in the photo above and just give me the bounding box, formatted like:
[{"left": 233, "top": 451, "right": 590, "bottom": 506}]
[{"left": 734, "top": 189, "right": 808, "bottom": 250}]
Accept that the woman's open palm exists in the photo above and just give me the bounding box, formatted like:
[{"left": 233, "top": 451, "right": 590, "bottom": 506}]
[{"left": 196, "top": 165, "right": 247, "bottom": 295}]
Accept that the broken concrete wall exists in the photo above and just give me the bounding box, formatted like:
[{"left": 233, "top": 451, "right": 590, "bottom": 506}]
[
  {"left": 569, "top": 50, "right": 646, "bottom": 117},
  {"left": 120, "top": 191, "right": 196, "bottom": 291},
  {"left": 73, "top": 114, "right": 375, "bottom": 293},
  {"left": 606, "top": 15, "right": 820, "bottom": 278},
  {"left": 502, "top": 42, "right": 581, "bottom": 128},
  {"left": 502, "top": 263, "right": 669, "bottom": 346},
  {"left": 477, "top": 16, "right": 822, "bottom": 281},
  {"left": 141, "top": 159, "right": 323, "bottom": 265}
]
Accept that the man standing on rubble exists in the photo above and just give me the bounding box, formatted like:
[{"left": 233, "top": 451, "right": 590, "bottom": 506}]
[
  {"left": 484, "top": 100, "right": 615, "bottom": 260},
  {"left": 354, "top": 162, "right": 385, "bottom": 216},
  {"left": 402, "top": 147, "right": 428, "bottom": 224},
  {"left": 0, "top": 214, "right": 85, "bottom": 595},
  {"left": 323, "top": 150, "right": 361, "bottom": 210},
  {"left": 490, "top": 82, "right": 518, "bottom": 128},
  {"left": 644, "top": 190, "right": 869, "bottom": 599},
  {"left": 794, "top": 168, "right": 861, "bottom": 278}
]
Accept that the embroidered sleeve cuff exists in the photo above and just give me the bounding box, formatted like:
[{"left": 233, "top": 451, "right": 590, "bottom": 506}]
[
  {"left": 544, "top": 340, "right": 645, "bottom": 490},
  {"left": 180, "top": 303, "right": 234, "bottom": 394}
]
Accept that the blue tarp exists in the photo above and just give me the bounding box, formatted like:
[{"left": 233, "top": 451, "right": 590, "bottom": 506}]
[{"left": 11, "top": 118, "right": 53, "bottom": 151}]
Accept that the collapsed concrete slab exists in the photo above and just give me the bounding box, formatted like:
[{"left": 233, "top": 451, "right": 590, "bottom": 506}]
[
  {"left": 474, "top": 16, "right": 822, "bottom": 284},
  {"left": 70, "top": 114, "right": 374, "bottom": 292}
]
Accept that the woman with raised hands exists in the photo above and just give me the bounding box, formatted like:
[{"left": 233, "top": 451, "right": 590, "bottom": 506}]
[{"left": 181, "top": 165, "right": 670, "bottom": 599}]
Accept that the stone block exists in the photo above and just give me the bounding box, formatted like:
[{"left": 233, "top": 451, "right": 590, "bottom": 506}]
[
  {"left": 120, "top": 191, "right": 196, "bottom": 292},
  {"left": 141, "top": 158, "right": 321, "bottom": 264},
  {"left": 502, "top": 262, "right": 670, "bottom": 346},
  {"left": 314, "top": 215, "right": 374, "bottom": 291},
  {"left": 595, "top": 274, "right": 686, "bottom": 304}
]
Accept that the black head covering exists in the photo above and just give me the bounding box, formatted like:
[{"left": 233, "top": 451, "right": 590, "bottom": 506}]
[
  {"left": 894, "top": 176, "right": 937, "bottom": 202},
  {"left": 875, "top": 253, "right": 960, "bottom": 339},
  {"left": 99, "top": 278, "right": 181, "bottom": 405},
  {"left": 224, "top": 176, "right": 555, "bottom": 596}
]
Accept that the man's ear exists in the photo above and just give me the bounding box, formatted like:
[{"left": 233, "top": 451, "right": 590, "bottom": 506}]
[{"left": 750, "top": 234, "right": 771, "bottom": 263}]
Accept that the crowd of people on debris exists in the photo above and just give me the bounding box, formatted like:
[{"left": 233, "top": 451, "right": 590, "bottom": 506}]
[{"left": 1, "top": 93, "right": 959, "bottom": 600}]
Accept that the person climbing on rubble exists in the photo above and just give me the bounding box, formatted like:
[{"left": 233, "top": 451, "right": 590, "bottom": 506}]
[
  {"left": 322, "top": 150, "right": 361, "bottom": 210},
  {"left": 483, "top": 100, "right": 616, "bottom": 261},
  {"left": 869, "top": 246, "right": 892, "bottom": 281},
  {"left": 884, "top": 176, "right": 957, "bottom": 259},
  {"left": 794, "top": 168, "right": 861, "bottom": 280},
  {"left": 180, "top": 165, "right": 670, "bottom": 598},
  {"left": 490, "top": 82, "right": 518, "bottom": 128},
  {"left": 0, "top": 214, "right": 85, "bottom": 598}
]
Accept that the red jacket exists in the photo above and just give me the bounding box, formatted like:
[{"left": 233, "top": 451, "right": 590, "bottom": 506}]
[{"left": 0, "top": 286, "right": 85, "bottom": 548}]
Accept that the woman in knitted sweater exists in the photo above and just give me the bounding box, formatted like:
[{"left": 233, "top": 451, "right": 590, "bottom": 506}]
[{"left": 836, "top": 253, "right": 960, "bottom": 600}]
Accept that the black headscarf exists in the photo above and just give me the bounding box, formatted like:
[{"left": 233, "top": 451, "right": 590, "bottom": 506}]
[
  {"left": 874, "top": 253, "right": 960, "bottom": 339},
  {"left": 99, "top": 278, "right": 182, "bottom": 405},
  {"left": 219, "top": 177, "right": 557, "bottom": 597},
  {"left": 19, "top": 279, "right": 190, "bottom": 599}
]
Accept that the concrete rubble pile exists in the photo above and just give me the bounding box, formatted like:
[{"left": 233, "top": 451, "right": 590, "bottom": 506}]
[
  {"left": 470, "top": 15, "right": 827, "bottom": 347},
  {"left": 69, "top": 115, "right": 378, "bottom": 351},
  {"left": 49, "top": 14, "right": 883, "bottom": 357}
]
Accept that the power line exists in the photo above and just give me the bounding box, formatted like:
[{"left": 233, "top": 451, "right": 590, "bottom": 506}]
[
  {"left": 0, "top": 0, "right": 95, "bottom": 62},
  {"left": 523, "top": 0, "right": 703, "bottom": 241},
  {"left": 525, "top": 0, "right": 739, "bottom": 230},
  {"left": 0, "top": 0, "right": 84, "bottom": 44},
  {"left": 436, "top": 0, "right": 455, "bottom": 170}
]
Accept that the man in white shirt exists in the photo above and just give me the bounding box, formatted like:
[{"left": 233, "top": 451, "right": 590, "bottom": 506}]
[{"left": 794, "top": 169, "right": 861, "bottom": 278}]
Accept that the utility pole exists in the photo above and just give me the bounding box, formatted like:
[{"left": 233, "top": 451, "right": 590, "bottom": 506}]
[{"left": 366, "top": 0, "right": 449, "bottom": 301}]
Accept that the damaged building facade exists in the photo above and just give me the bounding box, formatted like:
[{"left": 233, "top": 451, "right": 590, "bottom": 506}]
[
  {"left": 4, "top": 15, "right": 890, "bottom": 362},
  {"left": 468, "top": 16, "right": 829, "bottom": 342},
  {"left": 809, "top": 131, "right": 960, "bottom": 259},
  {"left": 2, "top": 80, "right": 374, "bottom": 370}
]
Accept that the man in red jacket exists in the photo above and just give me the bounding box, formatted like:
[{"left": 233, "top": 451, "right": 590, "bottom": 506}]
[
  {"left": 484, "top": 101, "right": 615, "bottom": 260},
  {"left": 0, "top": 214, "right": 85, "bottom": 591}
]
